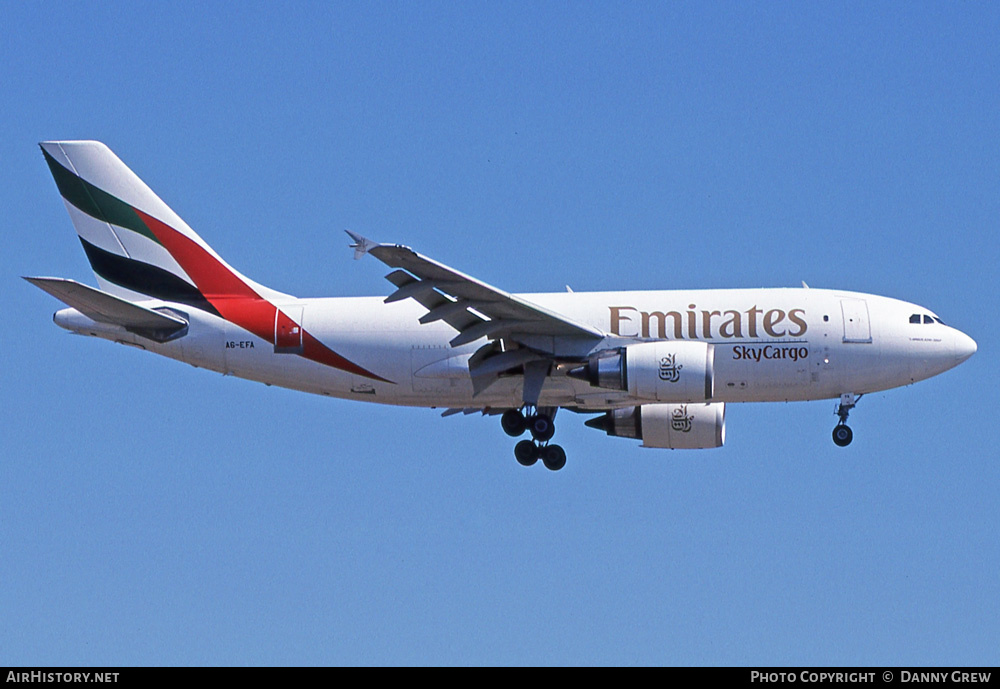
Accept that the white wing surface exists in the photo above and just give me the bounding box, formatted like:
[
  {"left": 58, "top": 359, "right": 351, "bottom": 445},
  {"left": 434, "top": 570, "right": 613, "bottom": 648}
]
[{"left": 347, "top": 232, "right": 604, "bottom": 351}]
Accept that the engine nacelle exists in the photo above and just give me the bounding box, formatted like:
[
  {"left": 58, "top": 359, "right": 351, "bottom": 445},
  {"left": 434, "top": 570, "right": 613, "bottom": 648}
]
[
  {"left": 585, "top": 403, "right": 726, "bottom": 449},
  {"left": 572, "top": 341, "right": 715, "bottom": 402}
]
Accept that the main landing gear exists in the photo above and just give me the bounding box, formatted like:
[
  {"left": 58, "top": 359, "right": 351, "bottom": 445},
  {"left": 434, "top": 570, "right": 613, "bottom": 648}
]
[
  {"left": 832, "top": 393, "right": 862, "bottom": 447},
  {"left": 502, "top": 407, "right": 566, "bottom": 471}
]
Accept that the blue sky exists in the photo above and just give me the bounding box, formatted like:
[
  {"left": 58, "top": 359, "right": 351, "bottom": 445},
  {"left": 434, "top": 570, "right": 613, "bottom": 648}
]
[{"left": 2, "top": 2, "right": 998, "bottom": 665}]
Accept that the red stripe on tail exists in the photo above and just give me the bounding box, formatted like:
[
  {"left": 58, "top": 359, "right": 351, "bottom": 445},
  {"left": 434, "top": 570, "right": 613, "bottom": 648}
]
[{"left": 133, "top": 208, "right": 391, "bottom": 383}]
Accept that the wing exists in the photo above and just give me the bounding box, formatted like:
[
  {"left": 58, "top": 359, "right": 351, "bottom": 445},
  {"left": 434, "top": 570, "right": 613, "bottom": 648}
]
[
  {"left": 347, "top": 232, "right": 604, "bottom": 350},
  {"left": 347, "top": 232, "right": 606, "bottom": 400}
]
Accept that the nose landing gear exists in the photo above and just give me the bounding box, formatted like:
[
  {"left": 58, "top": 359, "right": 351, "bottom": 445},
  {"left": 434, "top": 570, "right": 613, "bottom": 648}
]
[
  {"left": 832, "top": 393, "right": 862, "bottom": 447},
  {"left": 832, "top": 424, "right": 853, "bottom": 447},
  {"left": 503, "top": 406, "right": 566, "bottom": 470}
]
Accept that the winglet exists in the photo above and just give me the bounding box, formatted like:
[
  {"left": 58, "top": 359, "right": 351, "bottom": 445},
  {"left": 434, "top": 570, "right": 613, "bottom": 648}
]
[{"left": 346, "top": 230, "right": 379, "bottom": 260}]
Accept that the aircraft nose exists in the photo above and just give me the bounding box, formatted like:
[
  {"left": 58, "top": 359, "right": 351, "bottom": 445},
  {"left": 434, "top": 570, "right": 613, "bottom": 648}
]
[{"left": 954, "top": 330, "right": 977, "bottom": 364}]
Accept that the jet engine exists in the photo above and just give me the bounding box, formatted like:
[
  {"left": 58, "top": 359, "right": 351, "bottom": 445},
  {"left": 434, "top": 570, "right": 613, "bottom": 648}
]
[
  {"left": 584, "top": 403, "right": 726, "bottom": 449},
  {"left": 570, "top": 341, "right": 715, "bottom": 402}
]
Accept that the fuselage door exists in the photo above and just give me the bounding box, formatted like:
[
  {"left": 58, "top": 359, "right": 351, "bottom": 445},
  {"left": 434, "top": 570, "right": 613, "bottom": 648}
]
[
  {"left": 275, "top": 305, "right": 304, "bottom": 354},
  {"left": 841, "top": 299, "right": 872, "bottom": 343}
]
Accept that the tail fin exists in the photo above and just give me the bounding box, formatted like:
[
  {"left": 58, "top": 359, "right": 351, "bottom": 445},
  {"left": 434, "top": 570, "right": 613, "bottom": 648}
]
[
  {"left": 40, "top": 141, "right": 289, "bottom": 314},
  {"left": 38, "top": 142, "right": 393, "bottom": 382}
]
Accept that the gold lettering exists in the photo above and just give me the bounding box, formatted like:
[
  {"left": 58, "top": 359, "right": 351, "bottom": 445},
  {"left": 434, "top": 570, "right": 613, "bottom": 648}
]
[
  {"left": 702, "top": 311, "right": 721, "bottom": 339},
  {"left": 642, "top": 311, "right": 683, "bottom": 339},
  {"left": 745, "top": 305, "right": 761, "bottom": 338},
  {"left": 763, "top": 309, "right": 786, "bottom": 337},
  {"left": 610, "top": 304, "right": 808, "bottom": 340},
  {"left": 787, "top": 308, "right": 808, "bottom": 337},
  {"left": 610, "top": 306, "right": 638, "bottom": 336},
  {"left": 720, "top": 310, "right": 742, "bottom": 338}
]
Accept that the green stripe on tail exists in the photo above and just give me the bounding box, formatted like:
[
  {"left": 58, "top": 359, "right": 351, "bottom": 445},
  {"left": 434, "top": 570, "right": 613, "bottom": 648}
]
[{"left": 41, "top": 147, "right": 161, "bottom": 246}]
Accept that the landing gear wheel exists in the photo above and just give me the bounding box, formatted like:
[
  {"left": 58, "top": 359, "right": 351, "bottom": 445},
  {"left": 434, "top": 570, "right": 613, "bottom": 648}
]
[
  {"left": 501, "top": 409, "right": 527, "bottom": 437},
  {"left": 541, "top": 444, "right": 567, "bottom": 471},
  {"left": 527, "top": 414, "right": 555, "bottom": 442},
  {"left": 514, "top": 439, "right": 539, "bottom": 466},
  {"left": 832, "top": 393, "right": 861, "bottom": 447},
  {"left": 832, "top": 425, "right": 853, "bottom": 447}
]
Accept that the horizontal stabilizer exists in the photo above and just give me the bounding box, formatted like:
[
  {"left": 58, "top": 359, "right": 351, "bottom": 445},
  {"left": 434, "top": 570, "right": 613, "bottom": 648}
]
[{"left": 24, "top": 277, "right": 188, "bottom": 340}]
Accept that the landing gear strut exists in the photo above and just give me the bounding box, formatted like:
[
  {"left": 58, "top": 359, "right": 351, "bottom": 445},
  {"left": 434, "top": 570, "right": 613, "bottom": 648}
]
[
  {"left": 832, "top": 393, "right": 862, "bottom": 447},
  {"left": 503, "top": 406, "right": 566, "bottom": 470}
]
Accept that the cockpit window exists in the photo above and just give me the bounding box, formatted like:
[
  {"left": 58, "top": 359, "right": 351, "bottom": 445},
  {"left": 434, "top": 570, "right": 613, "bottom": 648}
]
[{"left": 909, "top": 313, "right": 943, "bottom": 325}]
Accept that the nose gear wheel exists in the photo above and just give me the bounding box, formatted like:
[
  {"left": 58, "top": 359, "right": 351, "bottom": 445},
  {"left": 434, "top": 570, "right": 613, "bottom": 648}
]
[{"left": 832, "top": 393, "right": 862, "bottom": 447}]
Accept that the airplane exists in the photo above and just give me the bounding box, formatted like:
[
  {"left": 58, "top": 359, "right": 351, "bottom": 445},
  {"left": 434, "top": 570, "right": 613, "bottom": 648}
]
[{"left": 27, "top": 141, "right": 977, "bottom": 471}]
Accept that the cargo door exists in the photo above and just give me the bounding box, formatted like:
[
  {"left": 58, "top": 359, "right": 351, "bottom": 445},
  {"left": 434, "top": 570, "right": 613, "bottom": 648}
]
[{"left": 841, "top": 299, "right": 872, "bottom": 343}]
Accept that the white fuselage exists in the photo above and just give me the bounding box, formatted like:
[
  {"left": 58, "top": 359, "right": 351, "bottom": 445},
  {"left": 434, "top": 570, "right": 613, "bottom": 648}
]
[{"left": 54, "top": 287, "right": 976, "bottom": 411}]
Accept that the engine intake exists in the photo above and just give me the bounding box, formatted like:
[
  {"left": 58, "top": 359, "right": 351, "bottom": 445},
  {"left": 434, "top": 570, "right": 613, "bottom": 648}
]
[{"left": 584, "top": 403, "right": 726, "bottom": 449}]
